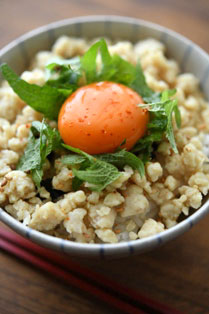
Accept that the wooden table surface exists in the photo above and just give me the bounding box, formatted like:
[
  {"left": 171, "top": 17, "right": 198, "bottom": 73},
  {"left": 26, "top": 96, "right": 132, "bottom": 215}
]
[{"left": 0, "top": 1, "right": 209, "bottom": 313}]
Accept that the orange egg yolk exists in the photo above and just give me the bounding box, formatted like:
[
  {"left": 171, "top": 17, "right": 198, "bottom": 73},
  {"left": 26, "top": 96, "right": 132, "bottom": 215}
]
[{"left": 58, "top": 81, "right": 149, "bottom": 155}]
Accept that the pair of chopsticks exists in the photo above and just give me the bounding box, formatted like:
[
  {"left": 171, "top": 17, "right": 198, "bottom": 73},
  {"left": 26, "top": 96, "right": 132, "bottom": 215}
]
[{"left": 0, "top": 228, "right": 181, "bottom": 314}]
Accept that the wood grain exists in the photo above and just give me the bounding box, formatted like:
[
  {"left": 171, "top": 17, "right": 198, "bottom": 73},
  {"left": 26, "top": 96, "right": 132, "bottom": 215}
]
[{"left": 0, "top": 0, "right": 209, "bottom": 313}]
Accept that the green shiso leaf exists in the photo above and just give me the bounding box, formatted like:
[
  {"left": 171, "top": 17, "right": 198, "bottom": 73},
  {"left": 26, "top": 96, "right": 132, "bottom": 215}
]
[
  {"left": 96, "top": 149, "right": 145, "bottom": 177},
  {"left": 133, "top": 89, "right": 181, "bottom": 157},
  {"left": 17, "top": 120, "right": 62, "bottom": 188},
  {"left": 0, "top": 63, "right": 67, "bottom": 120},
  {"left": 63, "top": 143, "right": 121, "bottom": 191}
]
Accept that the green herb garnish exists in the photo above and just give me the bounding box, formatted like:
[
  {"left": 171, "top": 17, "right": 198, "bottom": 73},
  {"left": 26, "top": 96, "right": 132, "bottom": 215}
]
[
  {"left": 17, "top": 120, "right": 62, "bottom": 187},
  {"left": 95, "top": 149, "right": 145, "bottom": 176},
  {"left": 132, "top": 89, "right": 181, "bottom": 160},
  {"left": 45, "top": 58, "right": 81, "bottom": 91},
  {"left": 62, "top": 145, "right": 145, "bottom": 190},
  {"left": 0, "top": 64, "right": 68, "bottom": 120},
  {"left": 62, "top": 144, "right": 122, "bottom": 191}
]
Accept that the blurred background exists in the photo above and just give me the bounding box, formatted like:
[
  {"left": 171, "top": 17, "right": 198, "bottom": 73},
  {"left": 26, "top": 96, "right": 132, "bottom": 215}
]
[
  {"left": 0, "top": 0, "right": 209, "bottom": 51},
  {"left": 0, "top": 1, "right": 209, "bottom": 314}
]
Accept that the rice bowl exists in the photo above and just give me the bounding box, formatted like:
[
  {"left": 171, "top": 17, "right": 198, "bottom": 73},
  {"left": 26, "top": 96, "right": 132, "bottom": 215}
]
[{"left": 0, "top": 16, "right": 209, "bottom": 258}]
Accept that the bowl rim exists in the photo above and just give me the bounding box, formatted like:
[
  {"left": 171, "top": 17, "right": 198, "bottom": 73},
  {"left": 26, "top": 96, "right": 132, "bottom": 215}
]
[
  {"left": 0, "top": 15, "right": 208, "bottom": 61},
  {"left": 0, "top": 15, "right": 209, "bottom": 256}
]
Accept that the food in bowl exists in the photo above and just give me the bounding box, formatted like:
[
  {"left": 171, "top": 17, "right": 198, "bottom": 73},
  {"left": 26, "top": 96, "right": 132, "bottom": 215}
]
[{"left": 0, "top": 36, "right": 209, "bottom": 244}]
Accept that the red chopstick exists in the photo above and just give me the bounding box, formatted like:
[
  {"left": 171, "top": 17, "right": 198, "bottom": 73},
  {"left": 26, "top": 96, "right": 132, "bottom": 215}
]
[
  {"left": 0, "top": 235, "right": 145, "bottom": 314},
  {"left": 0, "top": 228, "right": 181, "bottom": 314}
]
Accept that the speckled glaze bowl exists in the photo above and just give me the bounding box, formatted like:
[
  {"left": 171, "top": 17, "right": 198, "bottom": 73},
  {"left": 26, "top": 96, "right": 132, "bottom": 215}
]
[{"left": 0, "top": 16, "right": 209, "bottom": 258}]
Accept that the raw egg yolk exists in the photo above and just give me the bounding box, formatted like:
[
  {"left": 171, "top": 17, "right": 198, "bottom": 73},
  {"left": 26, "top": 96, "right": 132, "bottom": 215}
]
[{"left": 58, "top": 81, "right": 149, "bottom": 154}]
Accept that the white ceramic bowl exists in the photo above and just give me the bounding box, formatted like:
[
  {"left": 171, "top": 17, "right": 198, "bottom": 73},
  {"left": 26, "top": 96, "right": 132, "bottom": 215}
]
[{"left": 0, "top": 16, "right": 209, "bottom": 258}]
